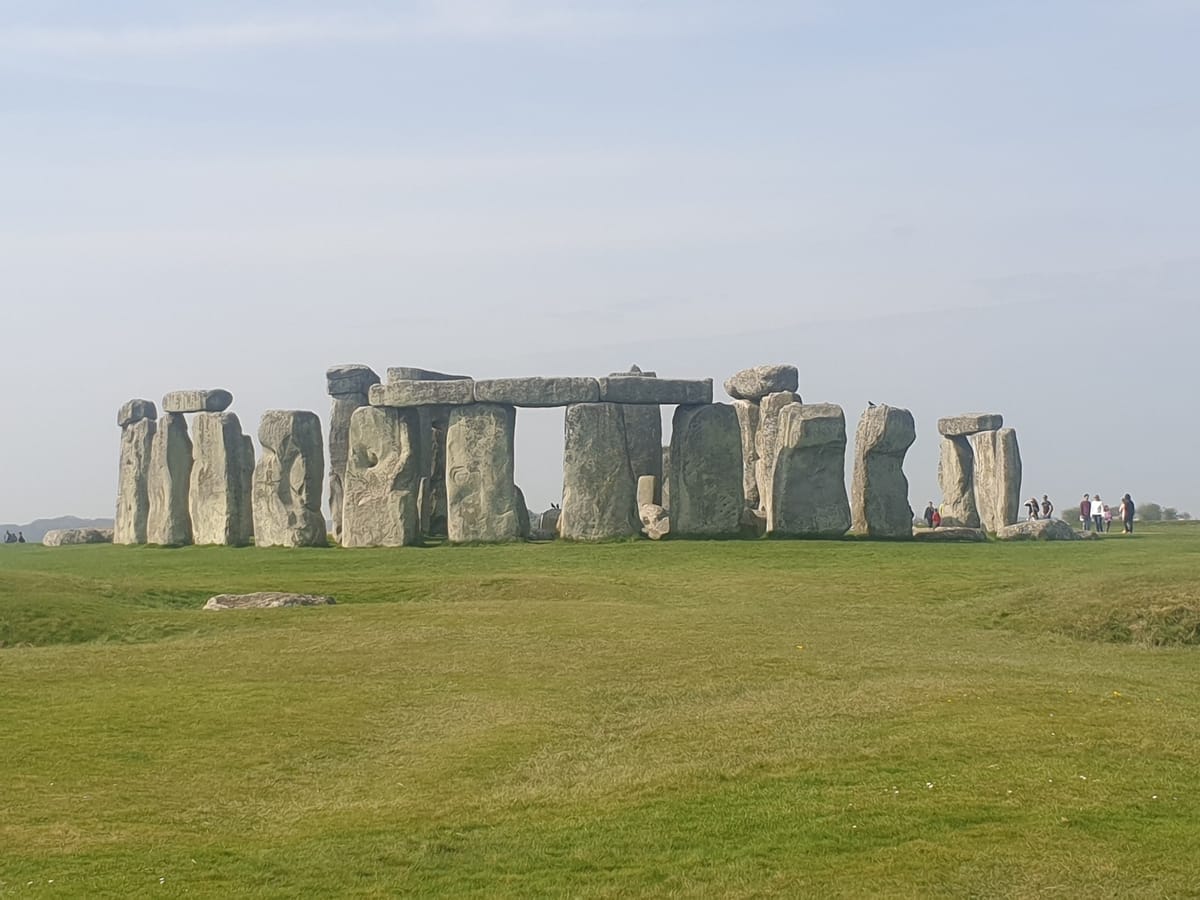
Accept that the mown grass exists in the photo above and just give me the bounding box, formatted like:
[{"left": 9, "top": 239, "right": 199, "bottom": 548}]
[{"left": 2, "top": 526, "right": 1199, "bottom": 897}]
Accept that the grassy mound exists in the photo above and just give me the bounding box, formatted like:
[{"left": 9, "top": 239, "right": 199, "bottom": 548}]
[{"left": 3, "top": 526, "right": 1200, "bottom": 896}]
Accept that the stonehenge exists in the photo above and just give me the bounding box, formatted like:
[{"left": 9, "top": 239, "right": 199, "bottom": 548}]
[
  {"left": 189, "top": 411, "right": 254, "bottom": 546},
  {"left": 114, "top": 364, "right": 1031, "bottom": 549},
  {"left": 668, "top": 404, "right": 743, "bottom": 537},
  {"left": 445, "top": 403, "right": 524, "bottom": 543},
  {"left": 146, "top": 411, "right": 194, "bottom": 545},
  {"left": 850, "top": 405, "right": 916, "bottom": 538},
  {"left": 560, "top": 403, "right": 641, "bottom": 541},
  {"left": 768, "top": 403, "right": 851, "bottom": 537},
  {"left": 937, "top": 414, "right": 1022, "bottom": 532},
  {"left": 341, "top": 406, "right": 421, "bottom": 548},
  {"left": 114, "top": 399, "right": 157, "bottom": 544},
  {"left": 326, "top": 364, "right": 380, "bottom": 543},
  {"left": 252, "top": 410, "right": 327, "bottom": 547}
]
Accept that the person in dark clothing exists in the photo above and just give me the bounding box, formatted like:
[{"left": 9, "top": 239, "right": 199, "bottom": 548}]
[
  {"left": 1079, "top": 494, "right": 1091, "bottom": 531},
  {"left": 923, "top": 502, "right": 936, "bottom": 528},
  {"left": 1120, "top": 494, "right": 1135, "bottom": 534},
  {"left": 17, "top": 532, "right": 25, "bottom": 543},
  {"left": 1026, "top": 497, "right": 1040, "bottom": 520},
  {"left": 1042, "top": 495, "right": 1053, "bottom": 519}
]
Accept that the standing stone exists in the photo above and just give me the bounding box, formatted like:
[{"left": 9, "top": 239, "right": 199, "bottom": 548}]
[
  {"left": 723, "top": 364, "right": 800, "bottom": 401},
  {"left": 637, "top": 475, "right": 659, "bottom": 508},
  {"left": 669, "top": 404, "right": 743, "bottom": 537},
  {"left": 253, "top": 411, "right": 326, "bottom": 547},
  {"left": 118, "top": 398, "right": 157, "bottom": 428},
  {"left": 661, "top": 445, "right": 671, "bottom": 511},
  {"left": 609, "top": 367, "right": 663, "bottom": 500},
  {"left": 514, "top": 486, "right": 532, "bottom": 539},
  {"left": 240, "top": 435, "right": 255, "bottom": 538},
  {"left": 326, "top": 364, "right": 380, "bottom": 544},
  {"left": 146, "top": 412, "right": 193, "bottom": 545},
  {"left": 970, "top": 428, "right": 1022, "bottom": 532},
  {"left": 341, "top": 405, "right": 420, "bottom": 548},
  {"left": 754, "top": 391, "right": 801, "bottom": 516},
  {"left": 768, "top": 403, "right": 850, "bottom": 537},
  {"left": 850, "top": 405, "right": 916, "bottom": 538},
  {"left": 115, "top": 408, "right": 156, "bottom": 545},
  {"left": 189, "top": 412, "right": 254, "bottom": 546},
  {"left": 732, "top": 399, "right": 760, "bottom": 509},
  {"left": 445, "top": 404, "right": 523, "bottom": 543},
  {"left": 938, "top": 436, "right": 979, "bottom": 527},
  {"left": 560, "top": 403, "right": 640, "bottom": 541}
]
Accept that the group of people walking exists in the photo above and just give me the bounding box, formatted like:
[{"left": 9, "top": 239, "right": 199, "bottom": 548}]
[{"left": 1079, "top": 493, "right": 1136, "bottom": 534}]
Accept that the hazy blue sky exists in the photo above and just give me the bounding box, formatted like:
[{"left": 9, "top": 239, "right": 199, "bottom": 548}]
[{"left": 2, "top": 1, "right": 1198, "bottom": 524}]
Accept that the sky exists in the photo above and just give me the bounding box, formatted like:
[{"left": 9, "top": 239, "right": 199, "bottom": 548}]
[{"left": 2, "top": 0, "right": 1198, "bottom": 524}]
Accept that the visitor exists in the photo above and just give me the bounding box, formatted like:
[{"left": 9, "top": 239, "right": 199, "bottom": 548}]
[
  {"left": 931, "top": 508, "right": 941, "bottom": 528},
  {"left": 1041, "top": 495, "right": 1053, "bottom": 519},
  {"left": 1091, "top": 494, "right": 1105, "bottom": 533},
  {"left": 1120, "top": 494, "right": 1135, "bottom": 533},
  {"left": 17, "top": 531, "right": 25, "bottom": 543},
  {"left": 1079, "top": 493, "right": 1091, "bottom": 531},
  {"left": 1103, "top": 503, "right": 1113, "bottom": 532},
  {"left": 1025, "top": 497, "right": 1040, "bottom": 520},
  {"left": 923, "top": 501, "right": 935, "bottom": 528}
]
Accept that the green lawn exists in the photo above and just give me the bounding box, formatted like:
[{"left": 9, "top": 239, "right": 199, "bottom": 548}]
[{"left": 2, "top": 527, "right": 1199, "bottom": 897}]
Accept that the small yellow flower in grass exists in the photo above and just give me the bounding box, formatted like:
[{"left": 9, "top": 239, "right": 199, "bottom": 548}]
[
  {"left": 795, "top": 644, "right": 805, "bottom": 651},
  {"left": 1112, "top": 691, "right": 1121, "bottom": 698}
]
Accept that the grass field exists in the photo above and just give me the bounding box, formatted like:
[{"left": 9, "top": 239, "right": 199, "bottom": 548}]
[{"left": 3, "top": 526, "right": 1200, "bottom": 898}]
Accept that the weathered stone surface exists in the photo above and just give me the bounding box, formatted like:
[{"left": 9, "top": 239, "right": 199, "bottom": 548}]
[
  {"left": 597, "top": 377, "right": 713, "bottom": 405},
  {"left": 162, "top": 389, "right": 233, "bottom": 414},
  {"left": 560, "top": 403, "right": 640, "bottom": 541},
  {"left": 189, "top": 412, "right": 254, "bottom": 546},
  {"left": 474, "top": 377, "right": 600, "bottom": 407},
  {"left": 914, "top": 526, "right": 988, "bottom": 542},
  {"left": 325, "top": 363, "right": 380, "bottom": 397},
  {"left": 253, "top": 410, "right": 326, "bottom": 547},
  {"left": 850, "top": 405, "right": 916, "bottom": 538},
  {"left": 117, "top": 398, "right": 157, "bottom": 428},
  {"left": 723, "top": 364, "right": 799, "bottom": 401},
  {"left": 754, "top": 391, "right": 801, "bottom": 515},
  {"left": 661, "top": 445, "right": 671, "bottom": 510},
  {"left": 768, "top": 403, "right": 850, "bottom": 537},
  {"left": 341, "top": 406, "right": 421, "bottom": 548},
  {"left": 515, "top": 486, "right": 532, "bottom": 539},
  {"left": 43, "top": 528, "right": 113, "bottom": 546},
  {"left": 970, "top": 428, "right": 1022, "bottom": 532},
  {"left": 114, "top": 417, "right": 156, "bottom": 544},
  {"left": 639, "top": 504, "right": 671, "bottom": 540},
  {"left": 533, "top": 507, "right": 561, "bottom": 540},
  {"left": 203, "top": 592, "right": 335, "bottom": 610},
  {"left": 732, "top": 399, "right": 760, "bottom": 509},
  {"left": 937, "top": 413, "right": 1003, "bottom": 437},
  {"left": 239, "top": 435, "right": 255, "bottom": 538},
  {"left": 637, "top": 475, "right": 658, "bottom": 508},
  {"left": 609, "top": 365, "right": 656, "bottom": 378},
  {"left": 370, "top": 380, "right": 475, "bottom": 407},
  {"left": 669, "top": 404, "right": 743, "bottom": 537},
  {"left": 622, "top": 402, "right": 663, "bottom": 498},
  {"left": 326, "top": 366, "right": 381, "bottom": 543},
  {"left": 445, "top": 404, "right": 523, "bottom": 543},
  {"left": 938, "top": 436, "right": 979, "bottom": 528},
  {"left": 146, "top": 412, "right": 193, "bottom": 545},
  {"left": 996, "top": 518, "right": 1080, "bottom": 541},
  {"left": 386, "top": 367, "right": 471, "bottom": 383},
  {"left": 740, "top": 506, "right": 767, "bottom": 538}
]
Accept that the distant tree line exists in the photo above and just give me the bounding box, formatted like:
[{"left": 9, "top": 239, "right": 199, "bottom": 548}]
[{"left": 1138, "top": 503, "right": 1193, "bottom": 522}]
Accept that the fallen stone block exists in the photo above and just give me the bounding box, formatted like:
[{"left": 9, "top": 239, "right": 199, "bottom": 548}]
[{"left": 203, "top": 592, "right": 336, "bottom": 610}]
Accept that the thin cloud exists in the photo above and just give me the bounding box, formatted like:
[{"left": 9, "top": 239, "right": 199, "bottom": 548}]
[{"left": 0, "top": 2, "right": 823, "bottom": 55}]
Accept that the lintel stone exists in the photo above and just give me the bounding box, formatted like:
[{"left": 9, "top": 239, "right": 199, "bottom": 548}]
[
  {"left": 163, "top": 389, "right": 233, "bottom": 414},
  {"left": 474, "top": 377, "right": 600, "bottom": 407},
  {"left": 598, "top": 376, "right": 713, "bottom": 405},
  {"left": 370, "top": 380, "right": 475, "bottom": 407},
  {"left": 938, "top": 413, "right": 1003, "bottom": 437}
]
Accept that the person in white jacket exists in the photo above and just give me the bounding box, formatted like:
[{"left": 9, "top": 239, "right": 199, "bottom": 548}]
[{"left": 1091, "top": 494, "right": 1105, "bottom": 533}]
